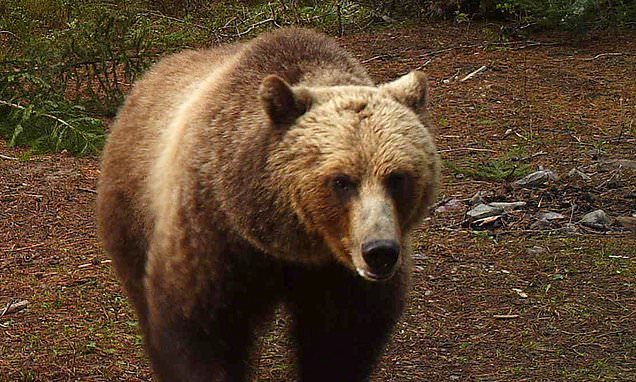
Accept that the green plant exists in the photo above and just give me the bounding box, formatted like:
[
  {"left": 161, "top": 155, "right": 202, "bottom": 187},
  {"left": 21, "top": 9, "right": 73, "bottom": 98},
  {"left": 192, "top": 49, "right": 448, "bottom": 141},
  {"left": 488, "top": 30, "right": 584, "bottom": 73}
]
[{"left": 444, "top": 156, "right": 532, "bottom": 182}]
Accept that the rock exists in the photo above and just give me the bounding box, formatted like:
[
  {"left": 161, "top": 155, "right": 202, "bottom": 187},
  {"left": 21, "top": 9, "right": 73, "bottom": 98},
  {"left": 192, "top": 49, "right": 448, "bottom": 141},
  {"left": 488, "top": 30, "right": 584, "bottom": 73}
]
[
  {"left": 489, "top": 201, "right": 526, "bottom": 210},
  {"left": 435, "top": 198, "right": 465, "bottom": 214},
  {"left": 537, "top": 211, "right": 566, "bottom": 221},
  {"left": 530, "top": 218, "right": 556, "bottom": 230},
  {"left": 600, "top": 159, "right": 636, "bottom": 171},
  {"left": 526, "top": 246, "right": 547, "bottom": 255},
  {"left": 615, "top": 216, "right": 636, "bottom": 232},
  {"left": 580, "top": 209, "right": 611, "bottom": 230},
  {"left": 568, "top": 167, "right": 591, "bottom": 181},
  {"left": 512, "top": 170, "right": 559, "bottom": 188},
  {"left": 466, "top": 203, "right": 502, "bottom": 221}
]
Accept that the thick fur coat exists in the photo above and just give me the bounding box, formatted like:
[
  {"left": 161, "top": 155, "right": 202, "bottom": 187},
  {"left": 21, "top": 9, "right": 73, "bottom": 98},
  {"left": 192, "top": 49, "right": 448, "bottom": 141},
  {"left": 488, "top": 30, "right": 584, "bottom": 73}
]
[{"left": 97, "top": 28, "right": 439, "bottom": 381}]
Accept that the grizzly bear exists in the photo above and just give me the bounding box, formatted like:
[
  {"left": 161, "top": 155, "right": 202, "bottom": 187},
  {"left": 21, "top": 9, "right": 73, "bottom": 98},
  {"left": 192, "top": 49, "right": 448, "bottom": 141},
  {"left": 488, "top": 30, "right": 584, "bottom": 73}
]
[{"left": 96, "top": 27, "right": 439, "bottom": 381}]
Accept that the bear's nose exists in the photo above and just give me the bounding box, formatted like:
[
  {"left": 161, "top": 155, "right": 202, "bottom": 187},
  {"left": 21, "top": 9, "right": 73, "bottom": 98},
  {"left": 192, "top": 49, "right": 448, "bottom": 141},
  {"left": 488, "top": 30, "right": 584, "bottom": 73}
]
[{"left": 361, "top": 240, "right": 400, "bottom": 278}]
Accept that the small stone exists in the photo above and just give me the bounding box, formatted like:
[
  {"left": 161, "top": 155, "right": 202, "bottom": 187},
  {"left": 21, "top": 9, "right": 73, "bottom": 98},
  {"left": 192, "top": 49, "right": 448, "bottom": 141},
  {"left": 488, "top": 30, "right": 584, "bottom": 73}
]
[
  {"left": 526, "top": 246, "right": 547, "bottom": 255},
  {"left": 466, "top": 203, "right": 502, "bottom": 221},
  {"left": 435, "top": 198, "right": 465, "bottom": 214},
  {"left": 530, "top": 218, "right": 555, "bottom": 230},
  {"left": 537, "top": 211, "right": 566, "bottom": 221},
  {"left": 512, "top": 170, "right": 559, "bottom": 188},
  {"left": 489, "top": 201, "right": 526, "bottom": 210},
  {"left": 580, "top": 209, "right": 611, "bottom": 229}
]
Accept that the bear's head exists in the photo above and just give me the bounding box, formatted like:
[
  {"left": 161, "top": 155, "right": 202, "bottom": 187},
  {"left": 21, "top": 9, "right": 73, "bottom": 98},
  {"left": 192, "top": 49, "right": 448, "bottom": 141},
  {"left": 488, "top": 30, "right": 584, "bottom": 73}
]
[{"left": 261, "top": 72, "right": 440, "bottom": 282}]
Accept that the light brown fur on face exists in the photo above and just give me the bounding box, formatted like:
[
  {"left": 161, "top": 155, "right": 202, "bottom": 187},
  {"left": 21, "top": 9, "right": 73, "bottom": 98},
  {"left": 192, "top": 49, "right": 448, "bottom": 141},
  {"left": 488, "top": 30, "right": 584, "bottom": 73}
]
[{"left": 97, "top": 27, "right": 439, "bottom": 382}]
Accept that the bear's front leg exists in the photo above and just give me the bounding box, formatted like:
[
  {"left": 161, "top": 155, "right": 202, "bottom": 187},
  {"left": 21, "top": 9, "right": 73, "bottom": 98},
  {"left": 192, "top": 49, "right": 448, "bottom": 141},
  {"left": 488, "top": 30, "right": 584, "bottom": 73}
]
[
  {"left": 285, "top": 263, "right": 408, "bottom": 382},
  {"left": 143, "top": 242, "right": 281, "bottom": 382}
]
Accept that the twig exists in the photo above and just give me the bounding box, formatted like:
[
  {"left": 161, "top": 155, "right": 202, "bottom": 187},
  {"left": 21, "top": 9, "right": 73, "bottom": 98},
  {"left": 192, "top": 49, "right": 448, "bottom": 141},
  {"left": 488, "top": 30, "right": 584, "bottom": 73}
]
[
  {"left": 460, "top": 65, "right": 487, "bottom": 82},
  {"left": 361, "top": 55, "right": 391, "bottom": 64},
  {"left": 582, "top": 52, "right": 623, "bottom": 61},
  {"left": 0, "top": 154, "right": 18, "bottom": 160},
  {"left": 140, "top": 11, "right": 210, "bottom": 31},
  {"left": 517, "top": 151, "right": 547, "bottom": 161},
  {"left": 0, "top": 30, "right": 18, "bottom": 39},
  {"left": 0, "top": 300, "right": 29, "bottom": 317},
  {"left": 414, "top": 59, "right": 432, "bottom": 71},
  {"left": 493, "top": 314, "right": 519, "bottom": 319},
  {"left": 222, "top": 18, "right": 275, "bottom": 38},
  {"left": 11, "top": 242, "right": 45, "bottom": 252},
  {"left": 78, "top": 259, "right": 112, "bottom": 269}
]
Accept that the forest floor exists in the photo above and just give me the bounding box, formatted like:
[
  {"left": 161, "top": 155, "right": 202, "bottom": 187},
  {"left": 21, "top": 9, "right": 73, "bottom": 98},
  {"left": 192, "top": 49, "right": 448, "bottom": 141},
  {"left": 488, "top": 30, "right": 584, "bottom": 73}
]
[{"left": 1, "top": 22, "right": 635, "bottom": 381}]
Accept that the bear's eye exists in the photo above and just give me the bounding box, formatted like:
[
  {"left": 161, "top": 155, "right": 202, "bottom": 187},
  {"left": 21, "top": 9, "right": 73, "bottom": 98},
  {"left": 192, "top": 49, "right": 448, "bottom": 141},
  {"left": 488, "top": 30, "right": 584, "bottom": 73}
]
[
  {"left": 329, "top": 174, "right": 358, "bottom": 201},
  {"left": 385, "top": 172, "right": 412, "bottom": 200}
]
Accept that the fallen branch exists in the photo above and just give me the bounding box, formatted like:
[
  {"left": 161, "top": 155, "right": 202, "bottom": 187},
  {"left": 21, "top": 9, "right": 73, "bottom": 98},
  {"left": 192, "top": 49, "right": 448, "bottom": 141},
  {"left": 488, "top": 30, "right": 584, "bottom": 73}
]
[
  {"left": 0, "top": 154, "right": 18, "bottom": 160},
  {"left": 460, "top": 65, "right": 487, "bottom": 82},
  {"left": 582, "top": 52, "right": 623, "bottom": 61},
  {"left": 0, "top": 300, "right": 29, "bottom": 317}
]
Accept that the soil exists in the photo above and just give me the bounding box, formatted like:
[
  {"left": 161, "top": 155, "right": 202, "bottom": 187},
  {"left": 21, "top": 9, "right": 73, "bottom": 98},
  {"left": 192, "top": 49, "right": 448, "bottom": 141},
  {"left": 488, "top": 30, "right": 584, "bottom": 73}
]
[{"left": 1, "top": 22, "right": 634, "bottom": 381}]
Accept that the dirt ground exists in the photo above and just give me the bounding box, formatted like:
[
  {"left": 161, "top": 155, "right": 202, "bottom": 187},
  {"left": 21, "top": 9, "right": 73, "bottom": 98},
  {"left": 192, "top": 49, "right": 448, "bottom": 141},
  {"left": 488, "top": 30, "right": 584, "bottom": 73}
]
[{"left": 1, "top": 23, "right": 634, "bottom": 381}]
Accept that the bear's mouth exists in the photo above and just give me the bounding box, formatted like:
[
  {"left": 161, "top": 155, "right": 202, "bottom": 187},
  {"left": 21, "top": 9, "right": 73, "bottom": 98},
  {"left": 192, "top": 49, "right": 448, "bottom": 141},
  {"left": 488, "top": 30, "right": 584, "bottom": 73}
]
[{"left": 355, "top": 267, "right": 395, "bottom": 282}]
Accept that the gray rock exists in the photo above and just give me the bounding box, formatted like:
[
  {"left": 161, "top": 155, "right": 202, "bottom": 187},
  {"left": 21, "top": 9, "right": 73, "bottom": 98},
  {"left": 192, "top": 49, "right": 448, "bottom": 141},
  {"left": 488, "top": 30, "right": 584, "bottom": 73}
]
[
  {"left": 466, "top": 203, "right": 502, "bottom": 221},
  {"left": 526, "top": 246, "right": 547, "bottom": 255},
  {"left": 537, "top": 211, "right": 566, "bottom": 221},
  {"left": 580, "top": 209, "right": 611, "bottom": 229},
  {"left": 530, "top": 218, "right": 555, "bottom": 230},
  {"left": 435, "top": 198, "right": 465, "bottom": 214},
  {"left": 512, "top": 170, "right": 559, "bottom": 188},
  {"left": 489, "top": 201, "right": 526, "bottom": 210}
]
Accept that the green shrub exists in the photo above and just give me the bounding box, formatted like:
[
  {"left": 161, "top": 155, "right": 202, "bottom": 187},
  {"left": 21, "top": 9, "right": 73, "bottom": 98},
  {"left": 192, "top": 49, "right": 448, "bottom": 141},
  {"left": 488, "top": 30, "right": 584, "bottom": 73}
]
[{"left": 0, "top": 0, "right": 377, "bottom": 155}]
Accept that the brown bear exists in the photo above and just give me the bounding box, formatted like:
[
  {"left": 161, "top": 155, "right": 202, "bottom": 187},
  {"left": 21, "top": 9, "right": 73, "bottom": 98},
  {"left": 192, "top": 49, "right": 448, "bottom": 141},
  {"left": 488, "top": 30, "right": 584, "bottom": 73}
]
[{"left": 96, "top": 27, "right": 439, "bottom": 382}]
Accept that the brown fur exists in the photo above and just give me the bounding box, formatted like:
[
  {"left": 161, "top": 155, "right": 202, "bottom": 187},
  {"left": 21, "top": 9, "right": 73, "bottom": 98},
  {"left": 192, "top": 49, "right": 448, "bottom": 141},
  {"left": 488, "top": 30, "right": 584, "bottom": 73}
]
[{"left": 97, "top": 27, "right": 439, "bottom": 381}]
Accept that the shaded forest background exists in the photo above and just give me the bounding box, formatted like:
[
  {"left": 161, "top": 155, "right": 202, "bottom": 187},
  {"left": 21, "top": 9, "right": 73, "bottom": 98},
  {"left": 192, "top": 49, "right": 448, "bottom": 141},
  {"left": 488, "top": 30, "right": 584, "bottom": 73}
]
[{"left": 0, "top": 0, "right": 634, "bottom": 155}]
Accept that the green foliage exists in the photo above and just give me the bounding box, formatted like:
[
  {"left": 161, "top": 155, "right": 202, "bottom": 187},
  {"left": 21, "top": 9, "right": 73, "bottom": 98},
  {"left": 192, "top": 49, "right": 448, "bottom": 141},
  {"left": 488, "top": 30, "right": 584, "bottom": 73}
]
[
  {"left": 495, "top": 0, "right": 636, "bottom": 31},
  {"left": 355, "top": 0, "right": 635, "bottom": 30},
  {"left": 0, "top": 0, "right": 376, "bottom": 155},
  {"left": 444, "top": 150, "right": 532, "bottom": 182}
]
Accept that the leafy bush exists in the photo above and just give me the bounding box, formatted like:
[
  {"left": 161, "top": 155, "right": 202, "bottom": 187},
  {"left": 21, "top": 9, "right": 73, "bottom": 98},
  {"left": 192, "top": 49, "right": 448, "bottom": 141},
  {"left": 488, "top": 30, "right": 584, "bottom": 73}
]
[
  {"left": 496, "top": 0, "right": 636, "bottom": 30},
  {"left": 0, "top": 0, "right": 375, "bottom": 155}
]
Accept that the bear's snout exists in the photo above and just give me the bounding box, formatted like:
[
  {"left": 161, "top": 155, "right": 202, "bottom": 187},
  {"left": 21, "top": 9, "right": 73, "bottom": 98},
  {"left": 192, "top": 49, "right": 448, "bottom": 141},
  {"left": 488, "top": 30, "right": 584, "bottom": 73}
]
[{"left": 361, "top": 240, "right": 400, "bottom": 279}]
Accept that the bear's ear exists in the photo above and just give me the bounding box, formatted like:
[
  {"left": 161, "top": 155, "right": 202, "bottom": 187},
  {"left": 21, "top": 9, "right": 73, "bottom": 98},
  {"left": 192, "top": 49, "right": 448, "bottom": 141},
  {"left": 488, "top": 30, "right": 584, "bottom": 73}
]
[
  {"left": 380, "top": 71, "right": 428, "bottom": 111},
  {"left": 259, "top": 75, "right": 312, "bottom": 127}
]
